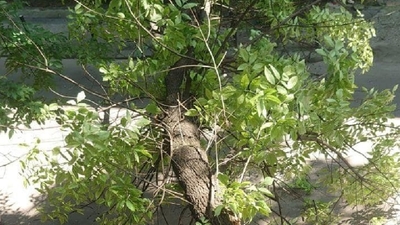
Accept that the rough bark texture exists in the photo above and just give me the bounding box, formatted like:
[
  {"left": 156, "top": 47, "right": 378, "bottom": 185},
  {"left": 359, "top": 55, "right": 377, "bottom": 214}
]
[
  {"left": 162, "top": 55, "right": 239, "bottom": 224},
  {"left": 159, "top": 0, "right": 241, "bottom": 222}
]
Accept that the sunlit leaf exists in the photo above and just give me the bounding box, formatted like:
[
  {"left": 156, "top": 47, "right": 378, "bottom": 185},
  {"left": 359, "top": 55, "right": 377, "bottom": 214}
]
[
  {"left": 286, "top": 76, "right": 298, "bottom": 89},
  {"left": 117, "top": 12, "right": 125, "bottom": 19},
  {"left": 258, "top": 187, "right": 274, "bottom": 197},
  {"left": 241, "top": 74, "right": 250, "bottom": 88},
  {"left": 264, "top": 66, "right": 275, "bottom": 85},
  {"left": 269, "top": 65, "right": 280, "bottom": 80},
  {"left": 185, "top": 108, "right": 198, "bottom": 116},
  {"left": 126, "top": 200, "right": 135, "bottom": 212},
  {"left": 67, "top": 99, "right": 76, "bottom": 105},
  {"left": 76, "top": 91, "right": 86, "bottom": 103}
]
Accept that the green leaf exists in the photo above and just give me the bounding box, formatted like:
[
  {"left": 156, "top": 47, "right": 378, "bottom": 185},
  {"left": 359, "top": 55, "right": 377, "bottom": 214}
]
[
  {"left": 99, "top": 67, "right": 108, "bottom": 74},
  {"left": 240, "top": 74, "right": 250, "bottom": 88},
  {"left": 264, "top": 66, "right": 275, "bottom": 85},
  {"left": 249, "top": 52, "right": 258, "bottom": 64},
  {"left": 117, "top": 12, "right": 125, "bottom": 19},
  {"left": 52, "top": 147, "right": 61, "bottom": 155},
  {"left": 48, "top": 103, "right": 59, "bottom": 111},
  {"left": 393, "top": 85, "right": 398, "bottom": 92},
  {"left": 218, "top": 174, "right": 229, "bottom": 186},
  {"left": 252, "top": 63, "right": 264, "bottom": 72},
  {"left": 137, "top": 148, "right": 152, "bottom": 159},
  {"left": 76, "top": 91, "right": 86, "bottom": 103},
  {"left": 256, "top": 100, "right": 267, "bottom": 118},
  {"left": 266, "top": 95, "right": 281, "bottom": 104},
  {"left": 269, "top": 65, "right": 280, "bottom": 80},
  {"left": 260, "top": 122, "right": 273, "bottom": 131},
  {"left": 214, "top": 205, "right": 224, "bottom": 216},
  {"left": 74, "top": 3, "right": 82, "bottom": 11},
  {"left": 260, "top": 177, "right": 274, "bottom": 186},
  {"left": 326, "top": 98, "right": 337, "bottom": 103},
  {"left": 135, "top": 118, "right": 151, "bottom": 127},
  {"left": 128, "top": 58, "right": 134, "bottom": 69},
  {"left": 8, "top": 128, "right": 14, "bottom": 139},
  {"left": 315, "top": 48, "right": 326, "bottom": 56},
  {"left": 145, "top": 102, "right": 161, "bottom": 114},
  {"left": 185, "top": 108, "right": 199, "bottom": 117},
  {"left": 126, "top": 200, "right": 135, "bottom": 212},
  {"left": 258, "top": 187, "right": 274, "bottom": 197},
  {"left": 239, "top": 48, "right": 249, "bottom": 61},
  {"left": 121, "top": 117, "right": 127, "bottom": 127},
  {"left": 182, "top": 2, "right": 198, "bottom": 9},
  {"left": 336, "top": 89, "right": 343, "bottom": 98},
  {"left": 175, "top": 0, "right": 182, "bottom": 7},
  {"left": 257, "top": 201, "right": 271, "bottom": 216},
  {"left": 286, "top": 76, "right": 298, "bottom": 89},
  {"left": 238, "top": 63, "right": 248, "bottom": 71},
  {"left": 67, "top": 100, "right": 76, "bottom": 105},
  {"left": 237, "top": 94, "right": 245, "bottom": 105},
  {"left": 276, "top": 85, "right": 287, "bottom": 95},
  {"left": 324, "top": 35, "right": 334, "bottom": 47}
]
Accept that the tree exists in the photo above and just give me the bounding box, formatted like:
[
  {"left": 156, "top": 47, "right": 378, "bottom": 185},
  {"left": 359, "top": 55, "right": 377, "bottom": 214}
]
[{"left": 1, "top": 0, "right": 399, "bottom": 224}]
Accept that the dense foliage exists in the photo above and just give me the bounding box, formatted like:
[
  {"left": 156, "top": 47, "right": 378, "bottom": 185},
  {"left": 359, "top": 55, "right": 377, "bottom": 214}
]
[{"left": 1, "top": 0, "right": 400, "bottom": 224}]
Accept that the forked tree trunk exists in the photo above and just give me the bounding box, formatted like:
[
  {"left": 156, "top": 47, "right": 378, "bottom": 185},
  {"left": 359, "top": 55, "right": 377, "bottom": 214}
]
[
  {"left": 159, "top": 0, "right": 240, "bottom": 222},
  {"left": 162, "top": 56, "right": 239, "bottom": 224}
]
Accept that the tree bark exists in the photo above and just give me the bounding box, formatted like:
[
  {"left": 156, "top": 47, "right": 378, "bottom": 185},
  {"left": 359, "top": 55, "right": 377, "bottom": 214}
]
[
  {"left": 162, "top": 55, "right": 239, "bottom": 224},
  {"left": 158, "top": 0, "right": 241, "bottom": 222}
]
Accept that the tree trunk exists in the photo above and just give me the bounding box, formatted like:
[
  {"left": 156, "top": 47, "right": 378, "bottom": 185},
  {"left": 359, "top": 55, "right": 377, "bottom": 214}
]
[{"left": 162, "top": 56, "right": 239, "bottom": 224}]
